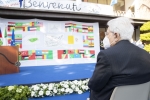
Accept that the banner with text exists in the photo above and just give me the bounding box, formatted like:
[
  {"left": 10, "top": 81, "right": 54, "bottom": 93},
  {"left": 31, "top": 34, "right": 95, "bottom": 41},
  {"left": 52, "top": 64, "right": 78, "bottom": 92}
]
[
  {"left": 25, "top": 0, "right": 114, "bottom": 15},
  {"left": 0, "top": 0, "right": 23, "bottom": 8}
]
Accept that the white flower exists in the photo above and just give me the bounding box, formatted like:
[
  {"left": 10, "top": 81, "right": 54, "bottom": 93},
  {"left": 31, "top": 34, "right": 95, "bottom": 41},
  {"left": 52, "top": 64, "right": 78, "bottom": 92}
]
[
  {"left": 65, "top": 88, "right": 70, "bottom": 93},
  {"left": 78, "top": 81, "right": 82, "bottom": 86},
  {"left": 31, "top": 91, "right": 35, "bottom": 97},
  {"left": 40, "top": 83, "right": 45, "bottom": 87},
  {"left": 68, "top": 89, "right": 73, "bottom": 93},
  {"left": 85, "top": 86, "right": 89, "bottom": 90},
  {"left": 61, "top": 88, "right": 65, "bottom": 92},
  {"left": 71, "top": 85, "right": 75, "bottom": 89},
  {"left": 64, "top": 84, "right": 69, "bottom": 88},
  {"left": 48, "top": 84, "right": 54, "bottom": 90},
  {"left": 43, "top": 85, "right": 47, "bottom": 89},
  {"left": 8, "top": 86, "right": 14, "bottom": 91},
  {"left": 33, "top": 85, "right": 40, "bottom": 91},
  {"left": 46, "top": 91, "right": 50, "bottom": 96},
  {"left": 64, "top": 81, "right": 69, "bottom": 84},
  {"left": 53, "top": 89, "right": 57, "bottom": 93},
  {"left": 39, "top": 90, "right": 44, "bottom": 96},
  {"left": 81, "top": 85, "right": 86, "bottom": 90},
  {"left": 73, "top": 80, "right": 78, "bottom": 84},
  {"left": 78, "top": 90, "right": 83, "bottom": 94},
  {"left": 75, "top": 87, "right": 79, "bottom": 91},
  {"left": 82, "top": 80, "right": 87, "bottom": 84}
]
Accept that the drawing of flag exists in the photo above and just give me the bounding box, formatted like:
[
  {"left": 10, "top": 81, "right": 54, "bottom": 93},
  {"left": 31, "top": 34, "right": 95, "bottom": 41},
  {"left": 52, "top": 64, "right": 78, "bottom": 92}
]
[
  {"left": 68, "top": 50, "right": 74, "bottom": 54},
  {"left": 11, "top": 29, "right": 15, "bottom": 46},
  {"left": 4, "top": 28, "right": 7, "bottom": 38},
  {"left": 0, "top": 28, "right": 2, "bottom": 38},
  {"left": 89, "top": 50, "right": 95, "bottom": 54},
  {"left": 21, "top": 51, "right": 28, "bottom": 56},
  {"left": 78, "top": 50, "right": 85, "bottom": 54},
  {"left": 8, "top": 22, "right": 15, "bottom": 26},
  {"left": 75, "top": 50, "right": 78, "bottom": 54},
  {"left": 36, "top": 50, "right": 42, "bottom": 56},
  {"left": 110, "top": 0, "right": 117, "bottom": 6},
  {"left": 4, "top": 28, "right": 8, "bottom": 45}
]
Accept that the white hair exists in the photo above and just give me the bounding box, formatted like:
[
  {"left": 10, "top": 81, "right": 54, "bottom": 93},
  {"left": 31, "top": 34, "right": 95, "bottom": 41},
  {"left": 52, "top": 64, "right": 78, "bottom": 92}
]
[{"left": 107, "top": 17, "right": 134, "bottom": 40}]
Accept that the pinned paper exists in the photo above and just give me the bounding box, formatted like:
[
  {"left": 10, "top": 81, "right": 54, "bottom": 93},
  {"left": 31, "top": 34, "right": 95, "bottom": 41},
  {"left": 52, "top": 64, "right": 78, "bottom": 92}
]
[{"left": 68, "top": 35, "right": 74, "bottom": 44}]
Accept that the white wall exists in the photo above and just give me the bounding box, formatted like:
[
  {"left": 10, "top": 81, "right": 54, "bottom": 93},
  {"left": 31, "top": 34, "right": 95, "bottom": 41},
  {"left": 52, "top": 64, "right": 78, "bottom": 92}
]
[{"left": 125, "top": 0, "right": 135, "bottom": 11}]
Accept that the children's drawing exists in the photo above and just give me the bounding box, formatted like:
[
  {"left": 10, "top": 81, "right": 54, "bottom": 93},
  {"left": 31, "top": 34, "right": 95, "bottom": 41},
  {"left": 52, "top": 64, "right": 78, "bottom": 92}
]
[
  {"left": 22, "top": 34, "right": 41, "bottom": 45},
  {"left": 29, "top": 38, "right": 38, "bottom": 42},
  {"left": 45, "top": 34, "right": 63, "bottom": 47},
  {"left": 58, "top": 49, "right": 95, "bottom": 59},
  {"left": 49, "top": 23, "right": 62, "bottom": 32},
  {"left": 83, "top": 35, "right": 94, "bottom": 47},
  {"left": 65, "top": 23, "right": 93, "bottom": 34},
  {"left": 20, "top": 50, "right": 53, "bottom": 60},
  {"left": 0, "top": 19, "right": 99, "bottom": 66},
  {"left": 7, "top": 34, "right": 22, "bottom": 48},
  {"left": 8, "top": 22, "right": 43, "bottom": 32}
]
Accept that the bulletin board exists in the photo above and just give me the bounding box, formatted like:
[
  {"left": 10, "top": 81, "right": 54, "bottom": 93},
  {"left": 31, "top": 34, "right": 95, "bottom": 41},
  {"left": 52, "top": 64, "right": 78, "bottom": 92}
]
[{"left": 0, "top": 18, "right": 100, "bottom": 66}]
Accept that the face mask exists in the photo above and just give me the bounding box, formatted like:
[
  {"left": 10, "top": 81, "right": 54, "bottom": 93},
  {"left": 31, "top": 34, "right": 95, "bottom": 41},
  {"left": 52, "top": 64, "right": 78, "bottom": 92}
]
[{"left": 103, "top": 36, "right": 110, "bottom": 49}]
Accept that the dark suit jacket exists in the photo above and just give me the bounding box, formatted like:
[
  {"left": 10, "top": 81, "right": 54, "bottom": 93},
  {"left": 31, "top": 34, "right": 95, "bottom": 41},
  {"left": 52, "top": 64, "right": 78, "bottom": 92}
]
[{"left": 88, "top": 40, "right": 150, "bottom": 100}]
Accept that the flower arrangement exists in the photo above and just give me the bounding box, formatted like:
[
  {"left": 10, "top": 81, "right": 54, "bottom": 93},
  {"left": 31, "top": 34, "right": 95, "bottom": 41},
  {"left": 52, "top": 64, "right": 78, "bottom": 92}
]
[
  {"left": 144, "top": 44, "right": 150, "bottom": 52},
  {"left": 140, "top": 21, "right": 150, "bottom": 32},
  {"left": 0, "top": 79, "right": 89, "bottom": 100},
  {"left": 140, "top": 21, "right": 150, "bottom": 53},
  {"left": 140, "top": 33, "right": 150, "bottom": 41},
  {"left": 0, "top": 85, "right": 30, "bottom": 100},
  {"left": 30, "top": 79, "right": 89, "bottom": 98}
]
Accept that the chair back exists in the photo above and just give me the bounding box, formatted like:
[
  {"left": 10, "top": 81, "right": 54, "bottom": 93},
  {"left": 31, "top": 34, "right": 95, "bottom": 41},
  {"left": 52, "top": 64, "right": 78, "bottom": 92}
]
[{"left": 110, "top": 81, "right": 150, "bottom": 100}]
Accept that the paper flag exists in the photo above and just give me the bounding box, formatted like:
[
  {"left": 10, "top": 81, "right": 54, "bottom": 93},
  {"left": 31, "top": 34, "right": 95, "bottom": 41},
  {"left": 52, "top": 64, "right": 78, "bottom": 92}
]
[
  {"left": 0, "top": 28, "right": 2, "bottom": 38},
  {"left": 4, "top": 28, "right": 7, "bottom": 38},
  {"left": 11, "top": 29, "right": 15, "bottom": 46}
]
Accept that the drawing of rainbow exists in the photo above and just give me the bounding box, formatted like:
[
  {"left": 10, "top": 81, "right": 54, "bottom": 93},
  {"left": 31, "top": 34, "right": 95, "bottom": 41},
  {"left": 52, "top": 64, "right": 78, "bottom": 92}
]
[{"left": 8, "top": 22, "right": 43, "bottom": 32}]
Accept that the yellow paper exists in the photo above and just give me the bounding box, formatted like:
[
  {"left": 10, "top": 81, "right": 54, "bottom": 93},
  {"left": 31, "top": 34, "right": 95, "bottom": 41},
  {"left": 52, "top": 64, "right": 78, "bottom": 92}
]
[{"left": 68, "top": 35, "right": 74, "bottom": 44}]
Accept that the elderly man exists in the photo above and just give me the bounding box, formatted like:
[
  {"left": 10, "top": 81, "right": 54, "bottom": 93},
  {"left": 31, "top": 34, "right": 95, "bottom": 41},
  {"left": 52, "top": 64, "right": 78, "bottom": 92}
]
[{"left": 88, "top": 17, "right": 150, "bottom": 100}]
